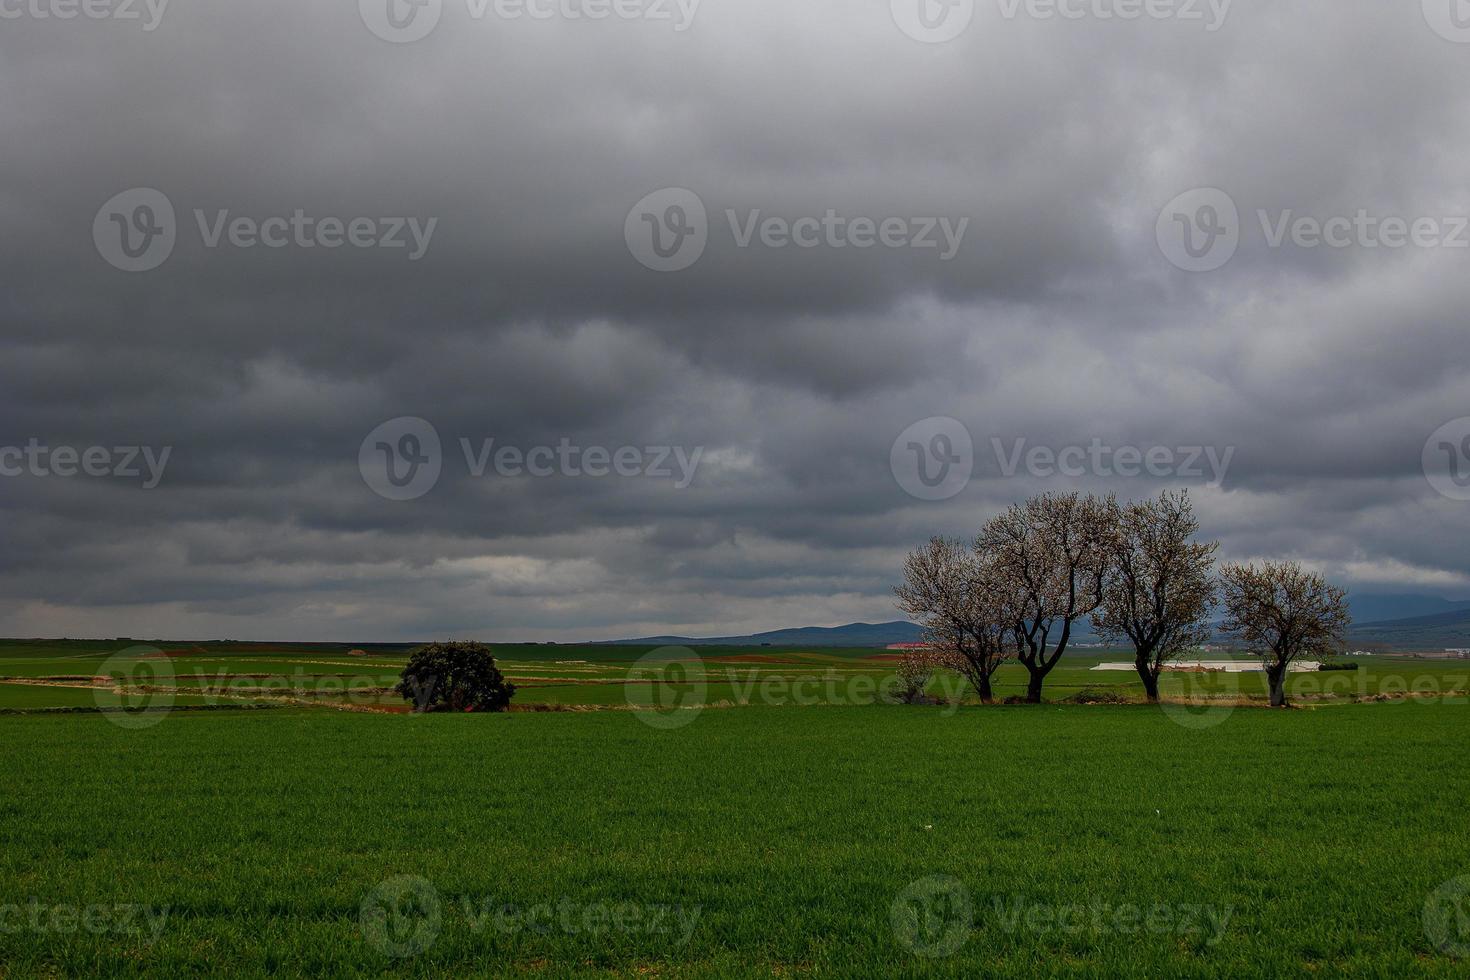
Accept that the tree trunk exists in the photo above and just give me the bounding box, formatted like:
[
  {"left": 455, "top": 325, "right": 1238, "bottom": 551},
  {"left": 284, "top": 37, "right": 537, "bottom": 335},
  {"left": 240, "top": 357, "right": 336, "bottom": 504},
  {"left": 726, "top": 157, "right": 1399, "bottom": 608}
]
[
  {"left": 1267, "top": 664, "right": 1287, "bottom": 707},
  {"left": 1024, "top": 668, "right": 1044, "bottom": 704},
  {"left": 978, "top": 673, "right": 994, "bottom": 704},
  {"left": 1138, "top": 666, "right": 1160, "bottom": 702}
]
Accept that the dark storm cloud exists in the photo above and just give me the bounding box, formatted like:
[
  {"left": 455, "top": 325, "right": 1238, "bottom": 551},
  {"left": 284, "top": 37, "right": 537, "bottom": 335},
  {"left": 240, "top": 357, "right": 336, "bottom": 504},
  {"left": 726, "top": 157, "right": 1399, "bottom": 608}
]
[{"left": 2, "top": 0, "right": 1468, "bottom": 640}]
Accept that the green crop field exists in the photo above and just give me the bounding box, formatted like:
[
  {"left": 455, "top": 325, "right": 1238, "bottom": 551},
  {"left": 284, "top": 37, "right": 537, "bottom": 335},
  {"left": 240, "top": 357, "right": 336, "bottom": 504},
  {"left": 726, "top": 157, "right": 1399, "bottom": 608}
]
[{"left": 2, "top": 640, "right": 1469, "bottom": 976}]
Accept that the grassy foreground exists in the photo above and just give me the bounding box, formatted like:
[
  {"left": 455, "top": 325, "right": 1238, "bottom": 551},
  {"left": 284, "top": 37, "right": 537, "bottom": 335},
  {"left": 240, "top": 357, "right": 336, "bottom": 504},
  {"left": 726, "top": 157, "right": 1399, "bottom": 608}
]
[{"left": 2, "top": 702, "right": 1468, "bottom": 976}]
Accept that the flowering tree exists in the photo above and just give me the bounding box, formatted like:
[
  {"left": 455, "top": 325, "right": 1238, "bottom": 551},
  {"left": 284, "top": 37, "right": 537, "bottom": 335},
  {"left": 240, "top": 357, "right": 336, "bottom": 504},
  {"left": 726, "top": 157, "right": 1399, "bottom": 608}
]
[
  {"left": 1093, "top": 490, "right": 1218, "bottom": 701},
  {"left": 1218, "top": 561, "right": 1350, "bottom": 706},
  {"left": 979, "top": 492, "right": 1115, "bottom": 703},
  {"left": 895, "top": 537, "right": 1014, "bottom": 703}
]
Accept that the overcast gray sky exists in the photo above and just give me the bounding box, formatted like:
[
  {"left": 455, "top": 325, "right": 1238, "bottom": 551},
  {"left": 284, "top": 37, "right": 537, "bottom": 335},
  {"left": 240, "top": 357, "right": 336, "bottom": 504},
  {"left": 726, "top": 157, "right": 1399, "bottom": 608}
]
[{"left": 2, "top": 0, "right": 1468, "bottom": 641}]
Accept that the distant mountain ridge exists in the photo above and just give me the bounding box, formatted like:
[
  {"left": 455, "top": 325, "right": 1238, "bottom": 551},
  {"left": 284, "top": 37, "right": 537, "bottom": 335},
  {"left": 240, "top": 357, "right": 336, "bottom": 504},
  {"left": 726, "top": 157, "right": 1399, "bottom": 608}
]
[
  {"left": 600, "top": 621, "right": 926, "bottom": 647},
  {"left": 1348, "top": 594, "right": 1470, "bottom": 625},
  {"left": 600, "top": 593, "right": 1470, "bottom": 651},
  {"left": 1348, "top": 608, "right": 1470, "bottom": 649}
]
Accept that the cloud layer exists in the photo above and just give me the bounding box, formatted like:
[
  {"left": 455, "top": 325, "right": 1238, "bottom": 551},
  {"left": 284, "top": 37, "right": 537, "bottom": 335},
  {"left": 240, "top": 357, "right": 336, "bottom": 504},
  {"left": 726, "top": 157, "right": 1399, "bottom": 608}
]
[{"left": 2, "top": 0, "right": 1468, "bottom": 640}]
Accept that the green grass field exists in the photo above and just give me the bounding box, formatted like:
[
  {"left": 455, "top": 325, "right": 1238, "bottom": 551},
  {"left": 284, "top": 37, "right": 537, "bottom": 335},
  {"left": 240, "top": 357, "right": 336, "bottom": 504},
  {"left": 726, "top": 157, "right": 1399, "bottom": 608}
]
[
  {"left": 3, "top": 704, "right": 1469, "bottom": 976},
  {"left": 2, "top": 640, "right": 1469, "bottom": 976}
]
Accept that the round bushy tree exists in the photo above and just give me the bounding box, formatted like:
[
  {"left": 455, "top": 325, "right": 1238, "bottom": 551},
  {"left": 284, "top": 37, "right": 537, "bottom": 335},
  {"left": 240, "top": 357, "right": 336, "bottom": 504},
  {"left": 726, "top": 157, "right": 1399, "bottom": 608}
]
[{"left": 395, "top": 641, "right": 515, "bottom": 713}]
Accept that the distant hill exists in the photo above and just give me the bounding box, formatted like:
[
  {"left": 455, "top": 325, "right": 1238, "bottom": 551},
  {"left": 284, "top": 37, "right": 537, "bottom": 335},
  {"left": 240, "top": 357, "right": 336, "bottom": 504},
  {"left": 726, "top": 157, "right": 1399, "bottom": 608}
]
[
  {"left": 602, "top": 619, "right": 1110, "bottom": 648},
  {"left": 600, "top": 621, "right": 926, "bottom": 648},
  {"left": 1348, "top": 608, "right": 1470, "bottom": 650},
  {"left": 598, "top": 596, "right": 1470, "bottom": 652},
  {"left": 1347, "top": 593, "right": 1470, "bottom": 625}
]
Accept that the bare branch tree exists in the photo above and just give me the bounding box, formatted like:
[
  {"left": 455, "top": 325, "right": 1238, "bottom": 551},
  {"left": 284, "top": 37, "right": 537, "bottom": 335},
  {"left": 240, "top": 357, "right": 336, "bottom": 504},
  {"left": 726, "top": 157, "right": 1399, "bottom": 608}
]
[
  {"left": 978, "top": 492, "right": 1115, "bottom": 704},
  {"left": 1093, "top": 490, "right": 1218, "bottom": 702},
  {"left": 894, "top": 537, "right": 1013, "bottom": 703},
  {"left": 1218, "top": 560, "right": 1351, "bottom": 707}
]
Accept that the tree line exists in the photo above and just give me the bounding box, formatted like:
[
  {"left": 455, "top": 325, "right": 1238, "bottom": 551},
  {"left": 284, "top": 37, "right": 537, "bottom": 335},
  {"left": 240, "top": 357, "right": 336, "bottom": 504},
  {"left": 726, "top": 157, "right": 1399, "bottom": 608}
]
[{"left": 895, "top": 490, "right": 1351, "bottom": 708}]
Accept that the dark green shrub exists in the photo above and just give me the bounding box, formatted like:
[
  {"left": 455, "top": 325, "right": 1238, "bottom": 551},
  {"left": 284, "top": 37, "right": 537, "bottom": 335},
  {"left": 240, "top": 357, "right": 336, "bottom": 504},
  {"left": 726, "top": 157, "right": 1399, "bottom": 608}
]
[{"left": 395, "top": 641, "right": 515, "bottom": 713}]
